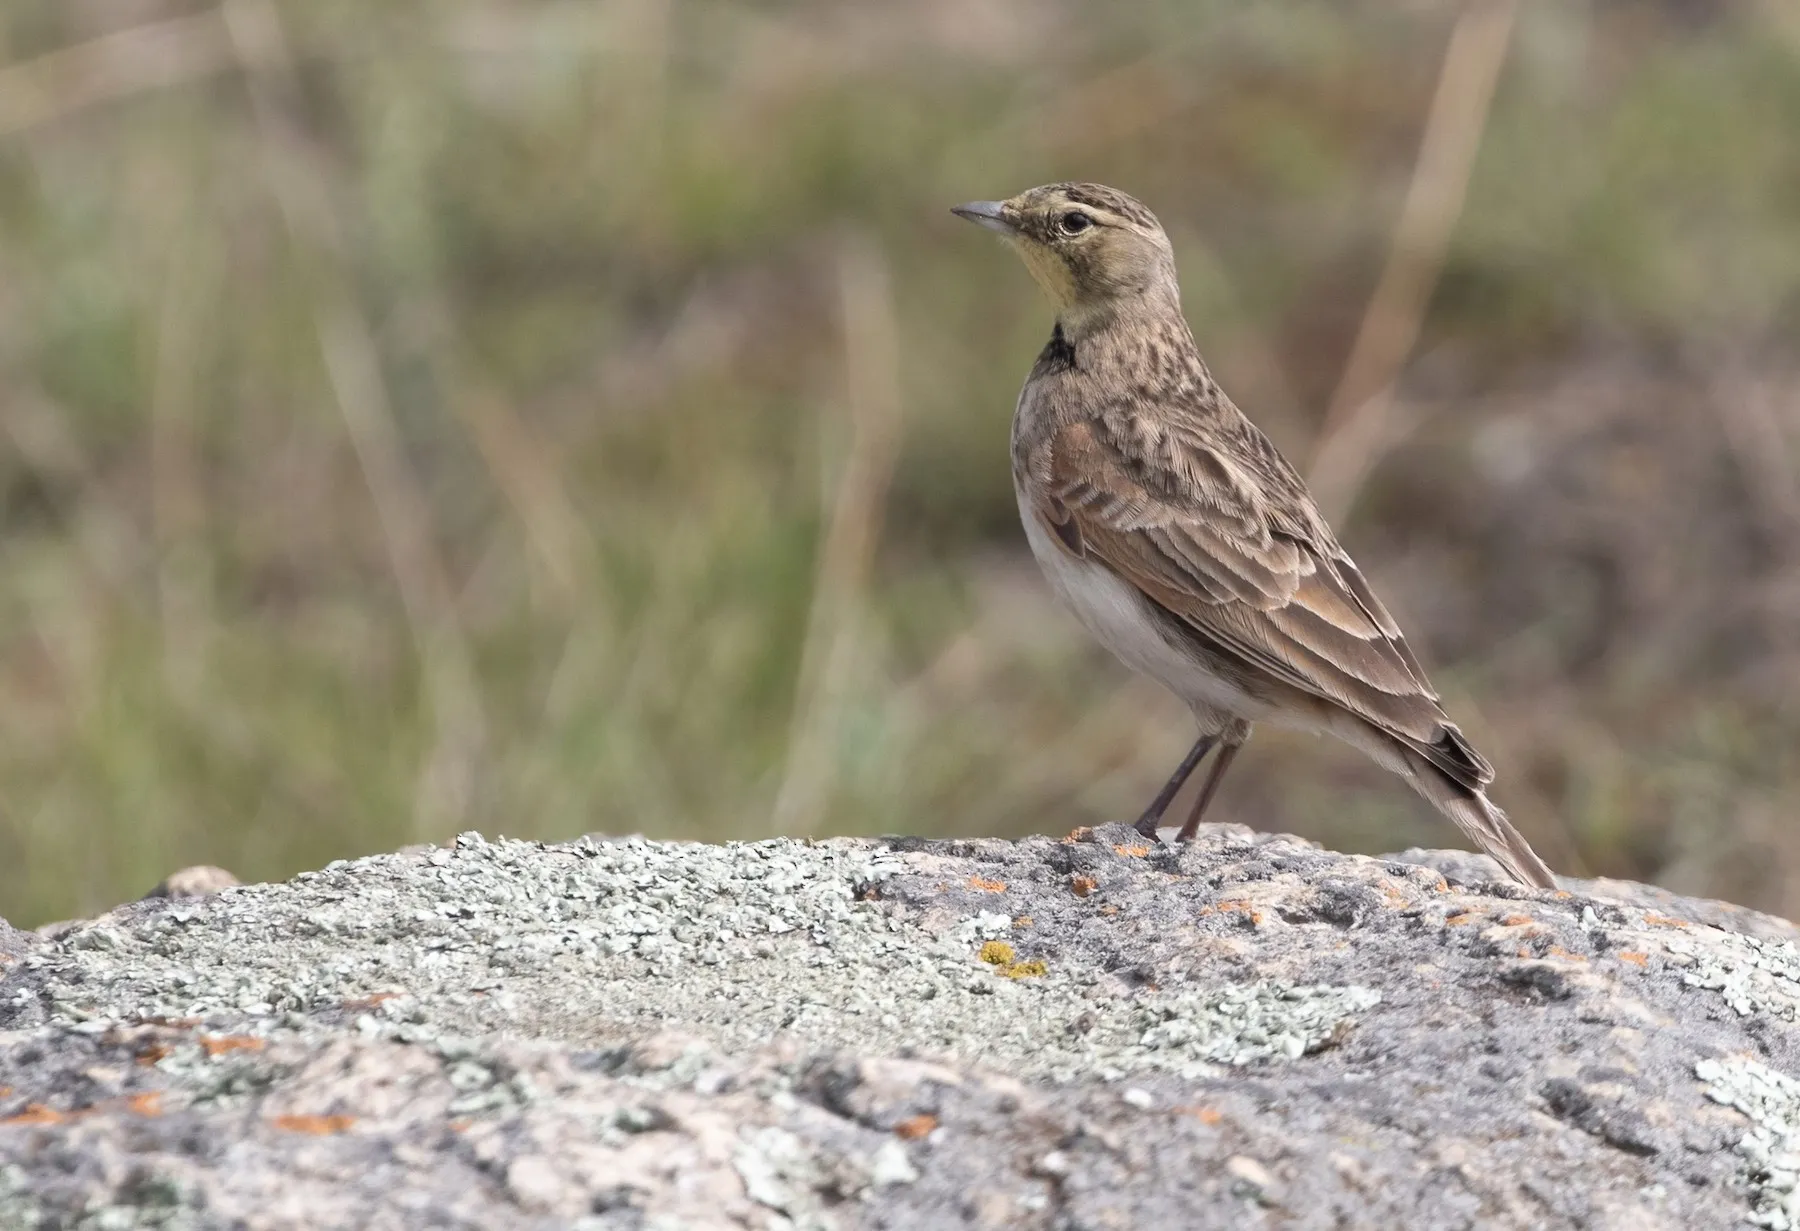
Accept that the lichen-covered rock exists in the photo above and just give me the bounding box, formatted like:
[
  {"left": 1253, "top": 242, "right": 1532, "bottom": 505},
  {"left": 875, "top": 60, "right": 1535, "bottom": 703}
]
[{"left": 0, "top": 823, "right": 1792, "bottom": 1229}]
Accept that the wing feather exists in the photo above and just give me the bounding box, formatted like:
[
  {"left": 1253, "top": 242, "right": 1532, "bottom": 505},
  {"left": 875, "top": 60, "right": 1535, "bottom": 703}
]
[{"left": 1033, "top": 415, "right": 1491, "bottom": 789}]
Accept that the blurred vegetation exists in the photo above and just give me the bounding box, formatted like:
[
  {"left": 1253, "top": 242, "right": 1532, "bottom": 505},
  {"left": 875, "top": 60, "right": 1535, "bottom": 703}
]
[{"left": 1, "top": 0, "right": 1798, "bottom": 927}]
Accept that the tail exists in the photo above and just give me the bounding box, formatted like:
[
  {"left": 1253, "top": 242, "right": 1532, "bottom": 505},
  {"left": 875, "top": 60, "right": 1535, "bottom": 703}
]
[{"left": 1399, "top": 749, "right": 1557, "bottom": 889}]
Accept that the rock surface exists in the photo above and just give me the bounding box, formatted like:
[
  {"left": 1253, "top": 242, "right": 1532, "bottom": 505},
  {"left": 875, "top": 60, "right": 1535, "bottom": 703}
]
[{"left": 2, "top": 823, "right": 1798, "bottom": 1229}]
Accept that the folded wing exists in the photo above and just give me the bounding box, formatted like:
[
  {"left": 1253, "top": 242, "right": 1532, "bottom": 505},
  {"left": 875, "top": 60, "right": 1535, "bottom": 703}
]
[{"left": 1030, "top": 415, "right": 1492, "bottom": 792}]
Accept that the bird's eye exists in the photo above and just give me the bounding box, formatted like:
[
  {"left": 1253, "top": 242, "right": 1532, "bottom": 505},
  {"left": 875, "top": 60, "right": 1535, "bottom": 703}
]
[{"left": 1058, "top": 211, "right": 1093, "bottom": 235}]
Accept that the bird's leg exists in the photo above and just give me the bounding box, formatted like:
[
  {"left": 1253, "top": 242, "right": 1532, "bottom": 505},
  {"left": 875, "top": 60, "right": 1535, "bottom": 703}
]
[
  {"left": 1174, "top": 735, "right": 1245, "bottom": 843},
  {"left": 1133, "top": 735, "right": 1216, "bottom": 838}
]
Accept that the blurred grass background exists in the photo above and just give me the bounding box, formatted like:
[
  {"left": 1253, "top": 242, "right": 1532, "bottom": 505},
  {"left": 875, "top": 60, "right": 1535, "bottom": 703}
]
[{"left": 2, "top": 0, "right": 1798, "bottom": 927}]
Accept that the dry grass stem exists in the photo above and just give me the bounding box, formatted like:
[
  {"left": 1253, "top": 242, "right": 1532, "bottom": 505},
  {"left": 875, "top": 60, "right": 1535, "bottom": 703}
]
[
  {"left": 1711, "top": 372, "right": 1800, "bottom": 560},
  {"left": 458, "top": 390, "right": 597, "bottom": 607},
  {"left": 0, "top": 9, "right": 232, "bottom": 139},
  {"left": 770, "top": 234, "right": 904, "bottom": 836},
  {"left": 965, "top": 678, "right": 1184, "bottom": 837},
  {"left": 149, "top": 222, "right": 220, "bottom": 700},
  {"left": 225, "top": 0, "right": 486, "bottom": 840},
  {"left": 1306, "top": 0, "right": 1518, "bottom": 520}
]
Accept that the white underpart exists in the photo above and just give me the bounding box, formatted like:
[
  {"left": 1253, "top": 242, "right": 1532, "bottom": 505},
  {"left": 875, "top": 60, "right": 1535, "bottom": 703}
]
[{"left": 1018, "top": 486, "right": 1294, "bottom": 736}]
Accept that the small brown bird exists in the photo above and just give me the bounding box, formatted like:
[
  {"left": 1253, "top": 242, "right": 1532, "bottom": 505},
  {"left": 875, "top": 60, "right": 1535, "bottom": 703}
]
[{"left": 954, "top": 182, "right": 1555, "bottom": 888}]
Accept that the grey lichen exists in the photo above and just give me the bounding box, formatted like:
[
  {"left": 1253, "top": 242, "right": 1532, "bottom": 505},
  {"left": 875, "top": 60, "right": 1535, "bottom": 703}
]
[
  {"left": 1668, "top": 930, "right": 1800, "bottom": 1021},
  {"left": 1051, "top": 981, "right": 1382, "bottom": 1081},
  {"left": 4, "top": 826, "right": 1793, "bottom": 1229},
  {"left": 1698, "top": 1056, "right": 1800, "bottom": 1230},
  {"left": 21, "top": 834, "right": 1376, "bottom": 1085},
  {"left": 1133, "top": 982, "right": 1380, "bottom": 1067},
  {"left": 0, "top": 1165, "right": 46, "bottom": 1231}
]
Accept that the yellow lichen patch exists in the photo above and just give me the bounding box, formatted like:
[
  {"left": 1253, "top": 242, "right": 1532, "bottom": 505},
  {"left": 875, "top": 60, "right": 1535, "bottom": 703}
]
[
  {"left": 968, "top": 876, "right": 1007, "bottom": 893},
  {"left": 978, "top": 939, "right": 1046, "bottom": 978},
  {"left": 1112, "top": 844, "right": 1151, "bottom": 858}
]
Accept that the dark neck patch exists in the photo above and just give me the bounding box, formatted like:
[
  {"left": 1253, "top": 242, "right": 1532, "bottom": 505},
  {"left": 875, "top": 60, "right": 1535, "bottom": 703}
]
[{"left": 1037, "top": 321, "right": 1076, "bottom": 372}]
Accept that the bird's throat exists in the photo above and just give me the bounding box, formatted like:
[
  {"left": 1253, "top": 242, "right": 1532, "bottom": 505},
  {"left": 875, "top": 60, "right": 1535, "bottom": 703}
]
[{"left": 1008, "top": 237, "right": 1079, "bottom": 313}]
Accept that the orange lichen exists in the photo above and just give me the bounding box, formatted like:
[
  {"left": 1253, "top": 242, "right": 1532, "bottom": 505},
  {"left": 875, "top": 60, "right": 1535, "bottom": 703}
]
[
  {"left": 1112, "top": 844, "right": 1151, "bottom": 858},
  {"left": 270, "top": 1114, "right": 356, "bottom": 1135},
  {"left": 124, "top": 1092, "right": 164, "bottom": 1117},
  {"left": 1070, "top": 875, "right": 1098, "bottom": 898},
  {"left": 1, "top": 1104, "right": 64, "bottom": 1126},
  {"left": 1178, "top": 1106, "right": 1223, "bottom": 1125},
  {"left": 342, "top": 992, "right": 400, "bottom": 1012},
  {"left": 1497, "top": 914, "right": 1532, "bottom": 927},
  {"left": 1063, "top": 827, "right": 1094, "bottom": 844},
  {"left": 1444, "top": 912, "right": 1478, "bottom": 927},
  {"left": 1216, "top": 900, "right": 1267, "bottom": 926},
  {"left": 968, "top": 876, "right": 1007, "bottom": 893},
  {"left": 895, "top": 1114, "right": 938, "bottom": 1139},
  {"left": 1643, "top": 914, "right": 1690, "bottom": 929},
  {"left": 1012, "top": 915, "right": 1033, "bottom": 928},
  {"left": 1545, "top": 946, "right": 1587, "bottom": 962},
  {"left": 1617, "top": 951, "right": 1648, "bottom": 967},
  {"left": 199, "top": 1035, "right": 266, "bottom": 1057}
]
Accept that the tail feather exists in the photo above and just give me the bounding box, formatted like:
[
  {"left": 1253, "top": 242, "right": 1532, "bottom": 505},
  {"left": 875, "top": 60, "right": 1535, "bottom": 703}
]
[{"left": 1400, "top": 749, "right": 1557, "bottom": 889}]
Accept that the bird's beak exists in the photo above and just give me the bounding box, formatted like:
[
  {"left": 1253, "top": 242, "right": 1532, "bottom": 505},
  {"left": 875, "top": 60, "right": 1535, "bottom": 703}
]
[{"left": 951, "top": 200, "right": 1016, "bottom": 235}]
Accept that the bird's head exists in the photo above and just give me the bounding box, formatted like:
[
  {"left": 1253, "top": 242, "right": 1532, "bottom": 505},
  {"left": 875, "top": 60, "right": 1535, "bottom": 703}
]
[{"left": 952, "top": 183, "right": 1177, "bottom": 330}]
